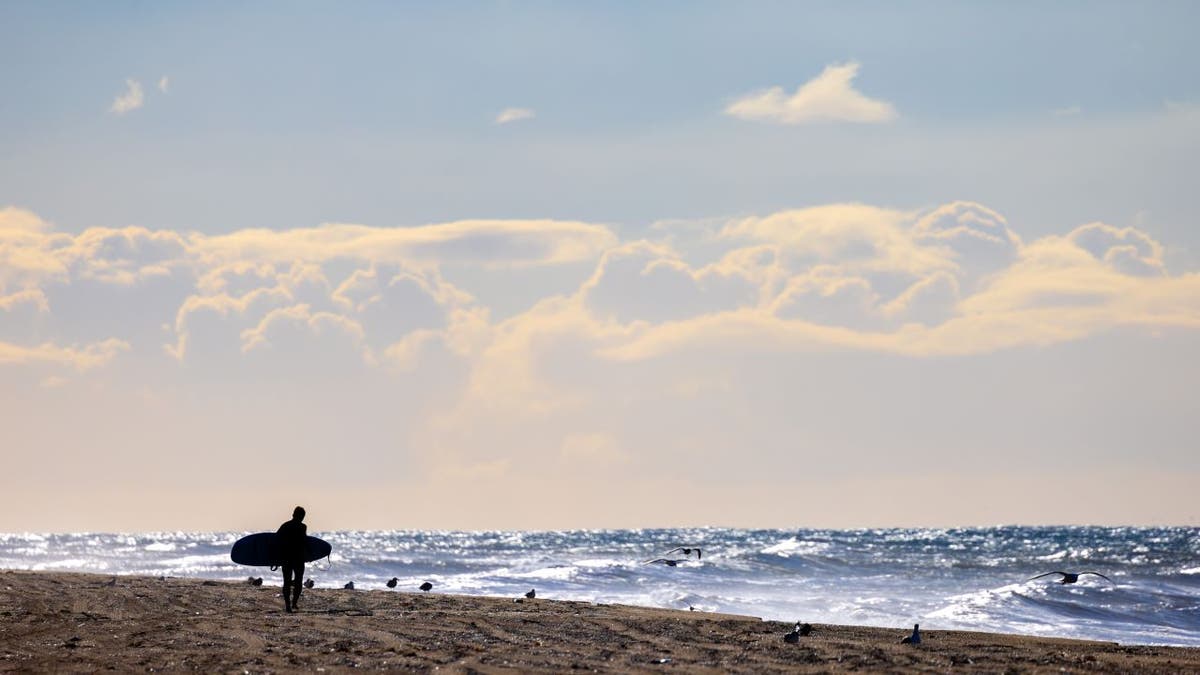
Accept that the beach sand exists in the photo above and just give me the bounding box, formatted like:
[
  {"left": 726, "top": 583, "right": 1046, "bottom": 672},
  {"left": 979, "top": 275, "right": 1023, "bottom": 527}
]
[{"left": 2, "top": 570, "right": 1197, "bottom": 673}]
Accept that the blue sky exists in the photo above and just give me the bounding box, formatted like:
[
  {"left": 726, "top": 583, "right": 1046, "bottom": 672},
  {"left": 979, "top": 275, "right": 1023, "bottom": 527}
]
[
  {"left": 5, "top": 1, "right": 1198, "bottom": 232},
  {"left": 1, "top": 2, "right": 1198, "bottom": 531}
]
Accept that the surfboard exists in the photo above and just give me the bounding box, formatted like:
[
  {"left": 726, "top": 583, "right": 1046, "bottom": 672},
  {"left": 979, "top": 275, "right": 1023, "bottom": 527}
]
[{"left": 230, "top": 532, "right": 332, "bottom": 567}]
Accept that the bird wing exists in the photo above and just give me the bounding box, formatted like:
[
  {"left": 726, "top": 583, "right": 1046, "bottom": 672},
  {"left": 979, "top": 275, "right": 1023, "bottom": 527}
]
[
  {"left": 663, "top": 547, "right": 686, "bottom": 557},
  {"left": 1082, "top": 572, "right": 1113, "bottom": 582},
  {"left": 1027, "top": 571, "right": 1065, "bottom": 581}
]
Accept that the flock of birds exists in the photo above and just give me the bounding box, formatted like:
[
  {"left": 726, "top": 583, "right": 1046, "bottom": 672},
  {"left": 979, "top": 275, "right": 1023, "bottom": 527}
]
[
  {"left": 249, "top": 575, "right": 537, "bottom": 600},
  {"left": 246, "top": 546, "right": 1115, "bottom": 645}
]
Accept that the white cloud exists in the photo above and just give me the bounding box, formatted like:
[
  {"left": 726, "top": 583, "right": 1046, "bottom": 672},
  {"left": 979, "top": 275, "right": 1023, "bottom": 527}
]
[
  {"left": 4, "top": 204, "right": 1195, "bottom": 376},
  {"left": 4, "top": 202, "right": 1200, "bottom": 529},
  {"left": 0, "top": 207, "right": 53, "bottom": 233},
  {"left": 0, "top": 338, "right": 129, "bottom": 371},
  {"left": 158, "top": 76, "right": 169, "bottom": 93},
  {"left": 725, "top": 62, "right": 897, "bottom": 125},
  {"left": 495, "top": 107, "right": 536, "bottom": 125},
  {"left": 110, "top": 78, "right": 145, "bottom": 115},
  {"left": 194, "top": 218, "right": 616, "bottom": 268}
]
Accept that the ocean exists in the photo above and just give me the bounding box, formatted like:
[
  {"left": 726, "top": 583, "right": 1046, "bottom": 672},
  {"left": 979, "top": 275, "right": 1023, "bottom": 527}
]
[{"left": 2, "top": 526, "right": 1197, "bottom": 647}]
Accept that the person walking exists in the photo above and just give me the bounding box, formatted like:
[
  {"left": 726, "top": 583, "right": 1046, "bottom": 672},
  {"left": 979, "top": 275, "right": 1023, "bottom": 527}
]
[{"left": 276, "top": 506, "right": 307, "bottom": 613}]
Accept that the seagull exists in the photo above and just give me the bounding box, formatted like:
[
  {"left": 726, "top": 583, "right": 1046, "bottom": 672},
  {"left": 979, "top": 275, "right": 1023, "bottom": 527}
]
[
  {"left": 663, "top": 547, "right": 702, "bottom": 560},
  {"left": 344, "top": 581, "right": 355, "bottom": 590},
  {"left": 1028, "top": 571, "right": 1113, "bottom": 585},
  {"left": 303, "top": 579, "right": 314, "bottom": 589},
  {"left": 419, "top": 581, "right": 433, "bottom": 592},
  {"left": 642, "top": 558, "right": 680, "bottom": 567},
  {"left": 525, "top": 588, "right": 536, "bottom": 599},
  {"left": 386, "top": 577, "right": 398, "bottom": 589},
  {"left": 784, "top": 622, "right": 813, "bottom": 643},
  {"left": 900, "top": 624, "right": 921, "bottom": 644},
  {"left": 247, "top": 576, "right": 263, "bottom": 586}
]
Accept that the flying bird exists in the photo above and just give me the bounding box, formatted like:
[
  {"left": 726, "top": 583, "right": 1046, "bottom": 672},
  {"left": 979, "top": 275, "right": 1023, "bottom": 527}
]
[
  {"left": 344, "top": 581, "right": 355, "bottom": 590},
  {"left": 900, "top": 624, "right": 921, "bottom": 644},
  {"left": 386, "top": 577, "right": 398, "bottom": 589},
  {"left": 525, "top": 588, "right": 536, "bottom": 599},
  {"left": 303, "top": 579, "right": 314, "bottom": 589},
  {"left": 642, "top": 558, "right": 680, "bottom": 567},
  {"left": 1028, "top": 571, "right": 1113, "bottom": 585},
  {"left": 419, "top": 581, "right": 433, "bottom": 592},
  {"left": 663, "top": 547, "right": 702, "bottom": 560}
]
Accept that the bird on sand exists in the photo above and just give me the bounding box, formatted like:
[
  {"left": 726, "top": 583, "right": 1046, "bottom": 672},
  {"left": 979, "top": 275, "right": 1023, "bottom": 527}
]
[
  {"left": 525, "top": 588, "right": 536, "bottom": 599},
  {"left": 247, "top": 576, "right": 263, "bottom": 586},
  {"left": 642, "top": 558, "right": 680, "bottom": 567},
  {"left": 663, "top": 547, "right": 702, "bottom": 560},
  {"left": 344, "top": 581, "right": 355, "bottom": 590},
  {"left": 900, "top": 624, "right": 921, "bottom": 644},
  {"left": 784, "top": 622, "right": 813, "bottom": 643},
  {"left": 303, "top": 578, "right": 314, "bottom": 588},
  {"left": 386, "top": 577, "right": 398, "bottom": 588},
  {"left": 419, "top": 581, "right": 433, "bottom": 592},
  {"left": 1028, "top": 571, "right": 1113, "bottom": 585}
]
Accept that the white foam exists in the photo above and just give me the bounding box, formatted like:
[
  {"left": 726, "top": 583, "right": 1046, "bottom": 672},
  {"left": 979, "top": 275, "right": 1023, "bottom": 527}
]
[{"left": 761, "top": 538, "right": 829, "bottom": 556}]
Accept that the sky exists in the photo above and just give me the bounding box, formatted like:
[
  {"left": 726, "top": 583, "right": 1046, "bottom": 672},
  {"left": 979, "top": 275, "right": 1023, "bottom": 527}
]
[{"left": 2, "top": 1, "right": 1199, "bottom": 533}]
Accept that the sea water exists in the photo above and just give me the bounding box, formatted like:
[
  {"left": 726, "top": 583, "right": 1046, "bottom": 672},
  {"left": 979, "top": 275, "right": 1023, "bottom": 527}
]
[{"left": 1, "top": 526, "right": 1197, "bottom": 647}]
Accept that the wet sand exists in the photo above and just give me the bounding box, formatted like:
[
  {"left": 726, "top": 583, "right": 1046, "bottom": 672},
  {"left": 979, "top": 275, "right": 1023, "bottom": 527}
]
[{"left": 2, "top": 570, "right": 1198, "bottom": 673}]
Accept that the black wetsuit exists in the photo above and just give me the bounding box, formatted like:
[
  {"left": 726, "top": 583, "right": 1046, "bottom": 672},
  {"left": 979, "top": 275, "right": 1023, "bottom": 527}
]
[{"left": 276, "top": 518, "right": 307, "bottom": 611}]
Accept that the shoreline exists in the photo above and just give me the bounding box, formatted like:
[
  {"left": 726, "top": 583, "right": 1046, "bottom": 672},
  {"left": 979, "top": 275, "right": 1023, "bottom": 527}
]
[{"left": 3, "top": 570, "right": 1198, "bottom": 672}]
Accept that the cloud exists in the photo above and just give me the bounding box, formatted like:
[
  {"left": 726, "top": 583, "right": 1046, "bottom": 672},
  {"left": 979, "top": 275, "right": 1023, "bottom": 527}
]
[
  {"left": 110, "top": 78, "right": 145, "bottom": 115},
  {"left": 5, "top": 203, "right": 1198, "bottom": 381},
  {"left": 495, "top": 107, "right": 536, "bottom": 125},
  {"left": 194, "top": 219, "right": 616, "bottom": 268},
  {"left": 725, "top": 62, "right": 897, "bottom": 125},
  {"left": 5, "top": 202, "right": 1200, "bottom": 529},
  {"left": 0, "top": 207, "right": 53, "bottom": 233},
  {"left": 158, "top": 76, "right": 169, "bottom": 93},
  {"left": 0, "top": 338, "right": 129, "bottom": 371}
]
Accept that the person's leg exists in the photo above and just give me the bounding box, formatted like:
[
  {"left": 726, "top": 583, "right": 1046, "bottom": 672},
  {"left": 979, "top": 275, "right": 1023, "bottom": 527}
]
[
  {"left": 282, "top": 564, "right": 295, "bottom": 612},
  {"left": 292, "top": 562, "right": 305, "bottom": 609}
]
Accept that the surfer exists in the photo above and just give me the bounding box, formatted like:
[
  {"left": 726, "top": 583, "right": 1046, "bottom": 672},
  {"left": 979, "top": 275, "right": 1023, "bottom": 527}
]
[{"left": 277, "top": 506, "right": 308, "bottom": 613}]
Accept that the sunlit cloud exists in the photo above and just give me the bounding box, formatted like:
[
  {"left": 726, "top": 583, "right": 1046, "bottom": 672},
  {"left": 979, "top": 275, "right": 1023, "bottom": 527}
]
[
  {"left": 193, "top": 218, "right": 616, "bottom": 268},
  {"left": 157, "top": 75, "right": 169, "bottom": 93},
  {"left": 2, "top": 203, "right": 1197, "bottom": 390},
  {"left": 0, "top": 338, "right": 129, "bottom": 371},
  {"left": 3, "top": 200, "right": 1198, "bottom": 530},
  {"left": 725, "top": 62, "right": 897, "bottom": 124},
  {"left": 109, "top": 78, "right": 144, "bottom": 115},
  {"left": 495, "top": 107, "right": 536, "bottom": 125}
]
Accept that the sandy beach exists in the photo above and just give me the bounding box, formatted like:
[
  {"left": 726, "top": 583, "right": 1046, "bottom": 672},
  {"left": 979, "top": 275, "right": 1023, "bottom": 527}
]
[{"left": 1, "top": 571, "right": 1197, "bottom": 673}]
